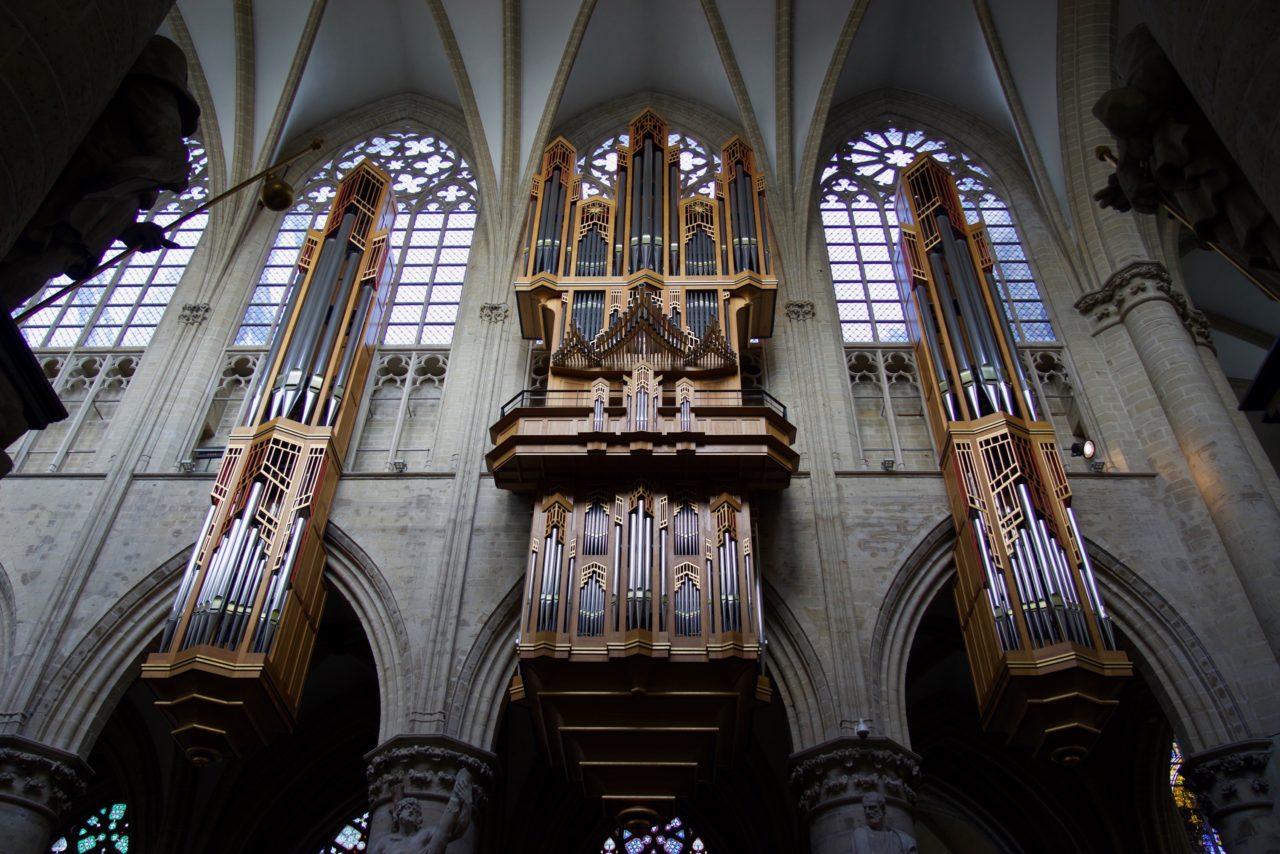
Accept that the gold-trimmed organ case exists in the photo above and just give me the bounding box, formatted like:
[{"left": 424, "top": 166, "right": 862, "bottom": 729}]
[
  {"left": 490, "top": 110, "right": 796, "bottom": 814},
  {"left": 893, "top": 155, "right": 1131, "bottom": 764},
  {"left": 142, "top": 160, "right": 397, "bottom": 763}
]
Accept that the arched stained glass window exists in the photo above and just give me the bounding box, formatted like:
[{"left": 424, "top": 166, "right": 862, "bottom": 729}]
[
  {"left": 601, "top": 816, "right": 707, "bottom": 854},
  {"left": 18, "top": 139, "right": 210, "bottom": 350},
  {"left": 235, "top": 130, "right": 478, "bottom": 349},
  {"left": 578, "top": 131, "right": 721, "bottom": 201},
  {"left": 1170, "top": 740, "right": 1226, "bottom": 854},
  {"left": 820, "top": 127, "right": 1054, "bottom": 344},
  {"left": 49, "top": 802, "right": 129, "bottom": 854},
  {"left": 318, "top": 811, "right": 369, "bottom": 853}
]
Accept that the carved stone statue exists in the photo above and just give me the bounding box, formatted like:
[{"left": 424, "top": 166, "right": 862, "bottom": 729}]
[
  {"left": 850, "top": 792, "right": 917, "bottom": 854},
  {"left": 370, "top": 768, "right": 474, "bottom": 854},
  {"left": 0, "top": 35, "right": 200, "bottom": 311},
  {"left": 1092, "top": 26, "right": 1280, "bottom": 293}
]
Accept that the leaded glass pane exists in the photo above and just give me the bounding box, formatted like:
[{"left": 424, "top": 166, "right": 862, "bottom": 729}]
[
  {"left": 233, "top": 130, "right": 478, "bottom": 349},
  {"left": 16, "top": 140, "right": 210, "bottom": 350},
  {"left": 820, "top": 126, "right": 1056, "bottom": 343}
]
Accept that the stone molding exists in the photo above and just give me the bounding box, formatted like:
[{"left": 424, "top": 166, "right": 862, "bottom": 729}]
[
  {"left": 1182, "top": 739, "right": 1274, "bottom": 822},
  {"left": 1073, "top": 261, "right": 1214, "bottom": 348},
  {"left": 785, "top": 300, "right": 815, "bottom": 321},
  {"left": 177, "top": 302, "right": 211, "bottom": 325},
  {"left": 790, "top": 736, "right": 922, "bottom": 817},
  {"left": 479, "top": 302, "right": 510, "bottom": 323},
  {"left": 365, "top": 734, "right": 496, "bottom": 812},
  {"left": 0, "top": 736, "right": 89, "bottom": 820}
]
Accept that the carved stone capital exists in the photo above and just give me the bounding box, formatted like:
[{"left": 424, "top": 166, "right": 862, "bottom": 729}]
[
  {"left": 0, "top": 736, "right": 89, "bottom": 820},
  {"left": 1073, "top": 261, "right": 1214, "bottom": 348},
  {"left": 785, "top": 300, "right": 815, "bottom": 321},
  {"left": 177, "top": 302, "right": 210, "bottom": 325},
  {"left": 1182, "top": 739, "right": 1274, "bottom": 823},
  {"left": 366, "top": 734, "right": 496, "bottom": 813},
  {"left": 790, "top": 736, "right": 922, "bottom": 818},
  {"left": 479, "top": 302, "right": 510, "bottom": 323}
]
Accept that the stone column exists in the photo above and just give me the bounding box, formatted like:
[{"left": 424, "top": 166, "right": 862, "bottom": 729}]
[
  {"left": 791, "top": 737, "right": 922, "bottom": 854},
  {"left": 0, "top": 736, "right": 89, "bottom": 854},
  {"left": 364, "top": 735, "right": 496, "bottom": 854},
  {"left": 1183, "top": 739, "right": 1280, "bottom": 854},
  {"left": 1075, "top": 262, "right": 1280, "bottom": 659}
]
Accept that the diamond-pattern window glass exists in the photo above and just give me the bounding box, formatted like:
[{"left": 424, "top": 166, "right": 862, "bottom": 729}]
[
  {"left": 820, "top": 127, "right": 1056, "bottom": 343},
  {"left": 317, "top": 811, "right": 369, "bottom": 853},
  {"left": 234, "top": 131, "right": 478, "bottom": 349},
  {"left": 17, "top": 140, "right": 210, "bottom": 350}
]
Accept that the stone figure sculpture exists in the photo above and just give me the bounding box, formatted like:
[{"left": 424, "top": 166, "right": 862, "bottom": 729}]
[
  {"left": 0, "top": 35, "right": 200, "bottom": 311},
  {"left": 1092, "top": 26, "right": 1280, "bottom": 287},
  {"left": 850, "top": 792, "right": 917, "bottom": 854},
  {"left": 371, "top": 768, "right": 475, "bottom": 854}
]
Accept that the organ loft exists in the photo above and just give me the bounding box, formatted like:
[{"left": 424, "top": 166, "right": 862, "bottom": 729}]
[{"left": 489, "top": 109, "right": 797, "bottom": 825}]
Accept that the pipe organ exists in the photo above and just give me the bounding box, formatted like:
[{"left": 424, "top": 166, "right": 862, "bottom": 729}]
[
  {"left": 491, "top": 110, "right": 796, "bottom": 816},
  {"left": 143, "top": 161, "right": 396, "bottom": 762},
  {"left": 892, "top": 156, "right": 1131, "bottom": 763}
]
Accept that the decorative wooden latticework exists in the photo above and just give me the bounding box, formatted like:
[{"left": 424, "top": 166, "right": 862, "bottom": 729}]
[
  {"left": 894, "top": 155, "right": 1130, "bottom": 763},
  {"left": 143, "top": 161, "right": 397, "bottom": 763}
]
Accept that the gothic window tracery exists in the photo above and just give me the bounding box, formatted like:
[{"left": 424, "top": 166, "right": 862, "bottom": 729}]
[
  {"left": 820, "top": 127, "right": 1053, "bottom": 345},
  {"left": 18, "top": 139, "right": 210, "bottom": 351},
  {"left": 49, "top": 802, "right": 129, "bottom": 854},
  {"left": 600, "top": 816, "right": 707, "bottom": 854},
  {"left": 318, "top": 810, "right": 369, "bottom": 853},
  {"left": 235, "top": 130, "right": 478, "bottom": 348},
  {"left": 578, "top": 131, "right": 721, "bottom": 202}
]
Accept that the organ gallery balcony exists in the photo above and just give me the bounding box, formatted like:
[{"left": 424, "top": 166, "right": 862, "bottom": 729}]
[{"left": 486, "top": 383, "right": 798, "bottom": 491}]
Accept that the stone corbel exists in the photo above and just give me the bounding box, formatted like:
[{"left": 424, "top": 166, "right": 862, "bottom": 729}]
[
  {"left": 785, "top": 300, "right": 815, "bottom": 321},
  {"left": 790, "top": 736, "right": 921, "bottom": 817},
  {"left": 365, "top": 734, "right": 496, "bottom": 852},
  {"left": 177, "top": 302, "right": 211, "bottom": 325},
  {"left": 0, "top": 736, "right": 89, "bottom": 822},
  {"left": 480, "top": 302, "right": 510, "bottom": 323},
  {"left": 1182, "top": 739, "right": 1274, "bottom": 824},
  {"left": 1073, "top": 261, "right": 1215, "bottom": 349}
]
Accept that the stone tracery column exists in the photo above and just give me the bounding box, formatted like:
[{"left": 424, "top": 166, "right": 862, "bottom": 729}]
[
  {"left": 1183, "top": 739, "right": 1280, "bottom": 854},
  {"left": 791, "top": 737, "right": 922, "bottom": 854},
  {"left": 1075, "top": 262, "right": 1280, "bottom": 660},
  {"left": 0, "top": 736, "right": 89, "bottom": 854},
  {"left": 364, "top": 735, "right": 496, "bottom": 854}
]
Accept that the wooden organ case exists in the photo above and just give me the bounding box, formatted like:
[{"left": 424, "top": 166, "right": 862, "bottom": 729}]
[
  {"left": 142, "top": 161, "right": 396, "bottom": 762},
  {"left": 489, "top": 110, "right": 798, "bottom": 816},
  {"left": 893, "top": 156, "right": 1131, "bottom": 763}
]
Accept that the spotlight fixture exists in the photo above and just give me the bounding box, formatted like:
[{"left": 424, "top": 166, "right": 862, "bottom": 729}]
[
  {"left": 881, "top": 459, "right": 896, "bottom": 472},
  {"left": 391, "top": 459, "right": 408, "bottom": 473},
  {"left": 178, "top": 459, "right": 196, "bottom": 473},
  {"left": 1070, "top": 439, "right": 1097, "bottom": 459}
]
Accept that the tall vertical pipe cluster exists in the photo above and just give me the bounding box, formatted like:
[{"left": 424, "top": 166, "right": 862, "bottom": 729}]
[
  {"left": 893, "top": 155, "right": 1129, "bottom": 759},
  {"left": 144, "top": 160, "right": 397, "bottom": 757},
  {"left": 517, "top": 490, "right": 760, "bottom": 652}
]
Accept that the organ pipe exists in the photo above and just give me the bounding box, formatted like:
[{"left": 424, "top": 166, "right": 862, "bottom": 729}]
[
  {"left": 143, "top": 160, "right": 396, "bottom": 762},
  {"left": 893, "top": 155, "right": 1130, "bottom": 762}
]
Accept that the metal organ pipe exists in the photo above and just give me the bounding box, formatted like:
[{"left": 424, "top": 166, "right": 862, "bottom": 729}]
[
  {"left": 243, "top": 261, "right": 307, "bottom": 426},
  {"left": 926, "top": 251, "right": 980, "bottom": 416},
  {"left": 936, "top": 214, "right": 1009, "bottom": 414},
  {"left": 984, "top": 270, "right": 1039, "bottom": 421},
  {"left": 296, "top": 241, "right": 361, "bottom": 424},
  {"left": 162, "top": 504, "right": 216, "bottom": 650},
  {"left": 323, "top": 279, "right": 376, "bottom": 427}
]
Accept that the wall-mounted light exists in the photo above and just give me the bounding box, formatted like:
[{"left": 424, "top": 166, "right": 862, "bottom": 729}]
[
  {"left": 881, "top": 459, "right": 896, "bottom": 472},
  {"left": 391, "top": 459, "right": 408, "bottom": 473},
  {"left": 178, "top": 459, "right": 196, "bottom": 473},
  {"left": 1070, "top": 439, "right": 1097, "bottom": 460},
  {"left": 1088, "top": 459, "right": 1106, "bottom": 473}
]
